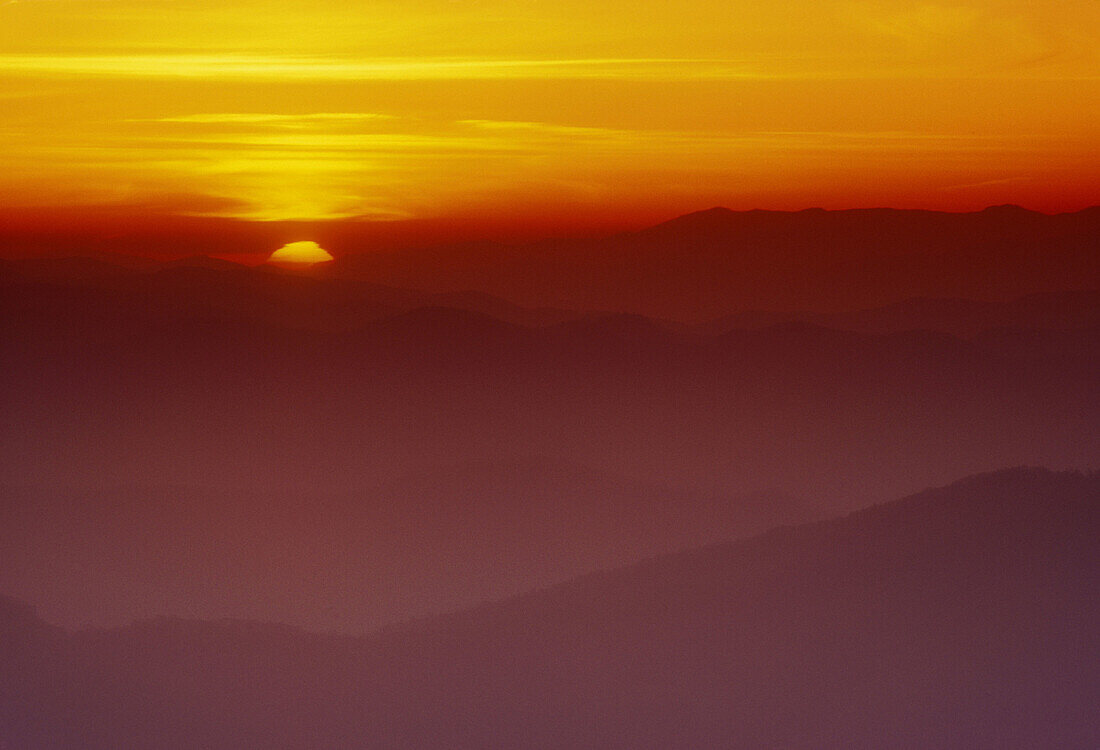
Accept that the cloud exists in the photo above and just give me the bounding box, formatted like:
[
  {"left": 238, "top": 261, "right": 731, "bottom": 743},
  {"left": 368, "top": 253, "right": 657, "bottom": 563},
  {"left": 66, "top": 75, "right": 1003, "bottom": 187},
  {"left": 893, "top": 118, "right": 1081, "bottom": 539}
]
[
  {"left": 942, "top": 176, "right": 1027, "bottom": 191},
  {"left": 151, "top": 113, "right": 396, "bottom": 126},
  {"left": 2, "top": 103, "right": 1060, "bottom": 222},
  {"left": 0, "top": 54, "right": 788, "bottom": 81}
]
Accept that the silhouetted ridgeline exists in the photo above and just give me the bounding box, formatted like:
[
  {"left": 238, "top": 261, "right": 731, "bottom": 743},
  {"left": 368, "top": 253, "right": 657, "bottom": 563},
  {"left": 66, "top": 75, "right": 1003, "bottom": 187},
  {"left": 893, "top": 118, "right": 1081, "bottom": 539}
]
[
  {"left": 331, "top": 205, "right": 1100, "bottom": 318},
  {"left": 2, "top": 468, "right": 1097, "bottom": 749},
  {"left": 3, "top": 204, "right": 1100, "bottom": 324}
]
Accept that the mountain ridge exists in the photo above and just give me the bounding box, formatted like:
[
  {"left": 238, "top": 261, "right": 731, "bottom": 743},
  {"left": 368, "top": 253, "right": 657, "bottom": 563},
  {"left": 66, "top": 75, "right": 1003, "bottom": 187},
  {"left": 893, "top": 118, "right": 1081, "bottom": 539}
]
[
  {"left": 3, "top": 466, "right": 1092, "bottom": 636},
  {"left": 5, "top": 255, "right": 1100, "bottom": 337},
  {"left": 2, "top": 466, "right": 1096, "bottom": 749}
]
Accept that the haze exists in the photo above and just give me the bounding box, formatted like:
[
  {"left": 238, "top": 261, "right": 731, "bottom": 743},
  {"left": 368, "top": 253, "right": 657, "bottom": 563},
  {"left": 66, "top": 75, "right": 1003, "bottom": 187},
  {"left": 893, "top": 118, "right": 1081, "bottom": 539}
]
[{"left": 1, "top": 2, "right": 1098, "bottom": 747}]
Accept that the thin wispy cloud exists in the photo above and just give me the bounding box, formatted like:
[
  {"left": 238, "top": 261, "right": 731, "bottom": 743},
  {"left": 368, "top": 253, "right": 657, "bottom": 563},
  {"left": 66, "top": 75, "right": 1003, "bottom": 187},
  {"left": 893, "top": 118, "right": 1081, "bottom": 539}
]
[
  {"left": 942, "top": 176, "right": 1028, "bottom": 192},
  {"left": 150, "top": 113, "right": 397, "bottom": 125},
  {"left": 0, "top": 54, "right": 774, "bottom": 81}
]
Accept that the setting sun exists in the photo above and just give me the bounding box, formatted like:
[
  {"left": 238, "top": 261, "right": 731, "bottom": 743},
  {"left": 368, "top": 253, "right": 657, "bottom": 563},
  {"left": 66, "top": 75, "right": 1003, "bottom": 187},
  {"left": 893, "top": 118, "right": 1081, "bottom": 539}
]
[{"left": 267, "top": 241, "right": 334, "bottom": 265}]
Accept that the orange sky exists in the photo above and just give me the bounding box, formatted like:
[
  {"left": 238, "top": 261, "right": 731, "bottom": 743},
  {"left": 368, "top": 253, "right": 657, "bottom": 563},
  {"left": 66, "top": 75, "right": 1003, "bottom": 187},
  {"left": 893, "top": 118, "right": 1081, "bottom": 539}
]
[{"left": 0, "top": 0, "right": 1097, "bottom": 236}]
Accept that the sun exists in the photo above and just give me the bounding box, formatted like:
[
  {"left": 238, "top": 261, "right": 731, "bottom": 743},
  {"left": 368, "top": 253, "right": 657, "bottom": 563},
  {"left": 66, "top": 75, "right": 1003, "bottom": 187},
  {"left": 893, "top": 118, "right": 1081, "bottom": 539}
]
[{"left": 267, "top": 241, "right": 334, "bottom": 265}]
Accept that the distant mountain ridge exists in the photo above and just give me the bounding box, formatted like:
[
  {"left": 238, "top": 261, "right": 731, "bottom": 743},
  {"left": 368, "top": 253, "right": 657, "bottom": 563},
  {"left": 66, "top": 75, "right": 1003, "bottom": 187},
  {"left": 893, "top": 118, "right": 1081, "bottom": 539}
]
[
  {"left": 3, "top": 204, "right": 1098, "bottom": 320},
  {"left": 5, "top": 261, "right": 1098, "bottom": 505},
  {"left": 4, "top": 254, "right": 1100, "bottom": 337},
  {"left": 700, "top": 289, "right": 1100, "bottom": 337},
  {"left": 2, "top": 467, "right": 1096, "bottom": 749},
  {"left": 0, "top": 256, "right": 581, "bottom": 330},
  {"left": 329, "top": 204, "right": 1100, "bottom": 319}
]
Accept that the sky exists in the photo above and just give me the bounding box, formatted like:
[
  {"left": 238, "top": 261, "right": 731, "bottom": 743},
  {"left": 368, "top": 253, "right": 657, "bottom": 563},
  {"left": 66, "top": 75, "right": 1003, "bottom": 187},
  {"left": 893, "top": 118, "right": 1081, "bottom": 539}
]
[{"left": 0, "top": 0, "right": 1097, "bottom": 241}]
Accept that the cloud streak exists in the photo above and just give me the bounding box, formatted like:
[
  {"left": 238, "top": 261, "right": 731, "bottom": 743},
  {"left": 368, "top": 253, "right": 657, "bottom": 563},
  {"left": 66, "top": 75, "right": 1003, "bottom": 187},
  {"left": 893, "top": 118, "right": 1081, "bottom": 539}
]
[
  {"left": 0, "top": 54, "right": 778, "bottom": 81},
  {"left": 149, "top": 113, "right": 397, "bottom": 125}
]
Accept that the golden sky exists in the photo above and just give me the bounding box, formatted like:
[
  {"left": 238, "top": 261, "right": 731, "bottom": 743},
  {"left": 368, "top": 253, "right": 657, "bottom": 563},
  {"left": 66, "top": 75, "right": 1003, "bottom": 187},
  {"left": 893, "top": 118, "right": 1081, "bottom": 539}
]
[{"left": 1, "top": 0, "right": 1097, "bottom": 226}]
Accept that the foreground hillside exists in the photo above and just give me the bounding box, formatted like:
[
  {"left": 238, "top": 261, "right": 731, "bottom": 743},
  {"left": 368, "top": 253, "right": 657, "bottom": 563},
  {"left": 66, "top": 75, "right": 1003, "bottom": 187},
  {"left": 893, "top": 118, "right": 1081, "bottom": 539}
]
[{"left": 2, "top": 467, "right": 1096, "bottom": 749}]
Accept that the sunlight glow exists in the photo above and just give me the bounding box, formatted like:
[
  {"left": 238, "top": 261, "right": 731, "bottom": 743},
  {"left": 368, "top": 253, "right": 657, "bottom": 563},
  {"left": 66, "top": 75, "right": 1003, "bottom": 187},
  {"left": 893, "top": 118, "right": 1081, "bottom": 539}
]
[{"left": 268, "top": 241, "right": 334, "bottom": 264}]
